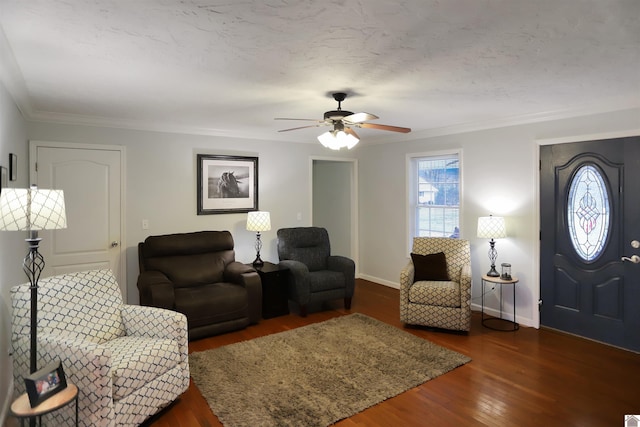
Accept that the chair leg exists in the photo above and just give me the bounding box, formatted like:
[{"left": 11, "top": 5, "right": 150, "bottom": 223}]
[
  {"left": 299, "top": 305, "right": 307, "bottom": 317},
  {"left": 344, "top": 297, "right": 352, "bottom": 310}
]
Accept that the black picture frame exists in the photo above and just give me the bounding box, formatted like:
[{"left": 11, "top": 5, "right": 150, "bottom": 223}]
[
  {"left": 197, "top": 154, "right": 258, "bottom": 215},
  {"left": 25, "top": 360, "right": 68, "bottom": 408},
  {"left": 9, "top": 153, "right": 17, "bottom": 181}
]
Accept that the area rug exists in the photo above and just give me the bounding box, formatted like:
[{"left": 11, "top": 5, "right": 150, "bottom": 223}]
[{"left": 189, "top": 313, "right": 471, "bottom": 427}]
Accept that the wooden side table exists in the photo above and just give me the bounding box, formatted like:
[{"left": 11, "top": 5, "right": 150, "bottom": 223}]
[
  {"left": 252, "top": 262, "right": 290, "bottom": 319},
  {"left": 11, "top": 383, "right": 79, "bottom": 427},
  {"left": 481, "top": 274, "right": 520, "bottom": 331}
]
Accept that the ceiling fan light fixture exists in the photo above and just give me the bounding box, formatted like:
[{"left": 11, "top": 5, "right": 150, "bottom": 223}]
[{"left": 317, "top": 129, "right": 359, "bottom": 150}]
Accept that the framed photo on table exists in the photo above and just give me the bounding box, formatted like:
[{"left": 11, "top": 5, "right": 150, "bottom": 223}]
[
  {"left": 25, "top": 360, "right": 68, "bottom": 407},
  {"left": 197, "top": 154, "right": 258, "bottom": 215}
]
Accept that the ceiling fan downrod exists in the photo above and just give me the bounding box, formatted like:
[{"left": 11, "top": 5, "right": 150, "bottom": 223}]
[{"left": 332, "top": 92, "right": 347, "bottom": 110}]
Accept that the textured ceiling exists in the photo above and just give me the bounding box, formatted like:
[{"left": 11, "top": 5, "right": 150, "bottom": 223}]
[{"left": 1, "top": 0, "right": 639, "bottom": 143}]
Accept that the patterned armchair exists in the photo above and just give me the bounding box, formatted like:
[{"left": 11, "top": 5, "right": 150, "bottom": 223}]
[
  {"left": 277, "top": 227, "right": 355, "bottom": 317},
  {"left": 11, "top": 269, "right": 189, "bottom": 427},
  {"left": 400, "top": 237, "right": 472, "bottom": 331}
]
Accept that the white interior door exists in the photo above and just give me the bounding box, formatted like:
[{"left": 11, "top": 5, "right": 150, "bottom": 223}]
[{"left": 31, "top": 142, "right": 126, "bottom": 299}]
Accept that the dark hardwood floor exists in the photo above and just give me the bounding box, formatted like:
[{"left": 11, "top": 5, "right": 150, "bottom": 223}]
[{"left": 142, "top": 279, "right": 639, "bottom": 426}]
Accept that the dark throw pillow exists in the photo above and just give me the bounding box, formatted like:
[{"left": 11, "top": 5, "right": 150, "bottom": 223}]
[{"left": 411, "top": 252, "right": 449, "bottom": 282}]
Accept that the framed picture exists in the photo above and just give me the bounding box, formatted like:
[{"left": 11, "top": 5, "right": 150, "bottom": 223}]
[
  {"left": 9, "top": 153, "right": 17, "bottom": 181},
  {"left": 197, "top": 154, "right": 258, "bottom": 215},
  {"left": 0, "top": 166, "right": 7, "bottom": 194},
  {"left": 25, "top": 360, "right": 67, "bottom": 407}
]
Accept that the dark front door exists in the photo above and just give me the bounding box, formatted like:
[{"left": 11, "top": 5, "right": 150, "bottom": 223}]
[{"left": 540, "top": 136, "right": 640, "bottom": 352}]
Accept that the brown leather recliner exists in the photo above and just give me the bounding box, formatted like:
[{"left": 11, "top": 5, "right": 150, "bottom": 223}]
[{"left": 137, "top": 231, "right": 262, "bottom": 340}]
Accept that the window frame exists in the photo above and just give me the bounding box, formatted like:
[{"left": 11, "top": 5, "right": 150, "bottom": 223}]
[{"left": 406, "top": 149, "right": 463, "bottom": 253}]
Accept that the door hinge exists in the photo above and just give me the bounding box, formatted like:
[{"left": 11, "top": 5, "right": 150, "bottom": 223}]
[
  {"left": 538, "top": 299, "right": 543, "bottom": 311},
  {"left": 35, "top": 162, "right": 38, "bottom": 172}
]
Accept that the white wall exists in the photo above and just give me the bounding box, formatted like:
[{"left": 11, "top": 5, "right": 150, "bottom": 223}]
[
  {"left": 358, "top": 107, "right": 640, "bottom": 328},
  {"left": 26, "top": 122, "right": 359, "bottom": 304},
  {"left": 0, "top": 80, "right": 30, "bottom": 423}
]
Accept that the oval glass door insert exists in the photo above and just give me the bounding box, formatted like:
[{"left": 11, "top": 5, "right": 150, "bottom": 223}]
[{"left": 567, "top": 164, "right": 611, "bottom": 262}]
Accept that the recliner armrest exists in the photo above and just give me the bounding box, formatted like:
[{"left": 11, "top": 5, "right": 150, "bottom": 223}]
[
  {"left": 327, "top": 255, "right": 354, "bottom": 273},
  {"left": 224, "top": 261, "right": 256, "bottom": 284},
  {"left": 122, "top": 305, "right": 189, "bottom": 365},
  {"left": 400, "top": 261, "right": 415, "bottom": 287},
  {"left": 14, "top": 333, "right": 117, "bottom": 424},
  {"left": 327, "top": 255, "right": 356, "bottom": 295},
  {"left": 224, "top": 261, "right": 263, "bottom": 323},
  {"left": 278, "top": 259, "right": 309, "bottom": 278},
  {"left": 278, "top": 260, "right": 310, "bottom": 303},
  {"left": 137, "top": 270, "right": 175, "bottom": 309},
  {"left": 457, "top": 264, "right": 472, "bottom": 289}
]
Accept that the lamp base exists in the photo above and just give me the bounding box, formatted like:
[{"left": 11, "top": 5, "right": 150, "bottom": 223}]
[
  {"left": 486, "top": 266, "right": 500, "bottom": 277},
  {"left": 252, "top": 255, "right": 264, "bottom": 267}
]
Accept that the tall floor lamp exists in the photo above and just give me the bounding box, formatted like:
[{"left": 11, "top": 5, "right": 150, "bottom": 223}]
[
  {"left": 246, "top": 211, "right": 270, "bottom": 267},
  {"left": 477, "top": 215, "right": 506, "bottom": 277},
  {"left": 0, "top": 185, "right": 67, "bottom": 375}
]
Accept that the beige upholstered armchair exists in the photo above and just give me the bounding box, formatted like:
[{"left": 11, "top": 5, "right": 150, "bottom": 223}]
[
  {"left": 400, "top": 237, "right": 472, "bottom": 331},
  {"left": 11, "top": 269, "right": 189, "bottom": 427}
]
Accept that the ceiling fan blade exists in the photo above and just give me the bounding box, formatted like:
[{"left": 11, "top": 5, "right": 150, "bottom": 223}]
[
  {"left": 343, "top": 112, "right": 379, "bottom": 123},
  {"left": 345, "top": 127, "right": 360, "bottom": 140},
  {"left": 277, "top": 124, "right": 324, "bottom": 132},
  {"left": 358, "top": 123, "right": 411, "bottom": 133},
  {"left": 274, "top": 118, "right": 321, "bottom": 122}
]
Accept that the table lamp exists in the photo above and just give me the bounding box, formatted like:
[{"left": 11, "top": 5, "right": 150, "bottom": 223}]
[
  {"left": 246, "top": 211, "right": 271, "bottom": 267},
  {"left": 477, "top": 215, "right": 506, "bottom": 277}
]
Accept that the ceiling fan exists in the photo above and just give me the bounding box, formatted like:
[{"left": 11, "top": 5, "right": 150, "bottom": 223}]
[{"left": 275, "top": 92, "right": 411, "bottom": 150}]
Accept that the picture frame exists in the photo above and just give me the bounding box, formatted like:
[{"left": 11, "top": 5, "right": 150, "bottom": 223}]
[
  {"left": 0, "top": 166, "right": 7, "bottom": 194},
  {"left": 9, "top": 153, "right": 17, "bottom": 181},
  {"left": 25, "top": 360, "right": 67, "bottom": 407},
  {"left": 197, "top": 154, "right": 258, "bottom": 215}
]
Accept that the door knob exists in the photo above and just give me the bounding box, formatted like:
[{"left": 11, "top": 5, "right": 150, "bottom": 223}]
[
  {"left": 631, "top": 240, "right": 640, "bottom": 249},
  {"left": 111, "top": 241, "right": 119, "bottom": 248},
  {"left": 621, "top": 255, "right": 640, "bottom": 263}
]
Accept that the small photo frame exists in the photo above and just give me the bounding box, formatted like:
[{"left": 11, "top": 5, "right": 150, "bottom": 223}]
[
  {"left": 9, "top": 153, "right": 17, "bottom": 181},
  {"left": 25, "top": 360, "right": 67, "bottom": 408},
  {"left": 197, "top": 154, "right": 258, "bottom": 215}
]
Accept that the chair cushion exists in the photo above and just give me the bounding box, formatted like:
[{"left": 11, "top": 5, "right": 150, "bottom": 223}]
[
  {"left": 103, "top": 336, "right": 181, "bottom": 401},
  {"left": 411, "top": 252, "right": 449, "bottom": 282},
  {"left": 174, "top": 282, "right": 249, "bottom": 328},
  {"left": 409, "top": 280, "right": 460, "bottom": 308},
  {"left": 308, "top": 270, "right": 345, "bottom": 292}
]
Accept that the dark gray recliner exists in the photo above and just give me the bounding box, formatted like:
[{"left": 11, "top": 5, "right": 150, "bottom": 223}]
[
  {"left": 277, "top": 227, "right": 355, "bottom": 317},
  {"left": 137, "top": 230, "right": 262, "bottom": 340}
]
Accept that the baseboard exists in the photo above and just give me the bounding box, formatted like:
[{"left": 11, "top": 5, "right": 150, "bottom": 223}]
[
  {"left": 357, "top": 274, "right": 399, "bottom": 289},
  {"left": 471, "top": 302, "right": 534, "bottom": 328}
]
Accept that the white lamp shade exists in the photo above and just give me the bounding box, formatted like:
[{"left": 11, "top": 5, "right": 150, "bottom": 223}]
[
  {"left": 246, "top": 211, "right": 271, "bottom": 232},
  {"left": 477, "top": 216, "right": 506, "bottom": 239},
  {"left": 317, "top": 130, "right": 359, "bottom": 150},
  {"left": 0, "top": 187, "right": 67, "bottom": 231}
]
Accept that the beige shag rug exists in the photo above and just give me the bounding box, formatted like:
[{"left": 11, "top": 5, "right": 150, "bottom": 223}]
[{"left": 189, "top": 313, "right": 471, "bottom": 427}]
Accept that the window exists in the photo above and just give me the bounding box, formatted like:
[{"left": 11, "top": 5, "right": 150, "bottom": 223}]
[
  {"left": 567, "top": 163, "right": 611, "bottom": 262},
  {"left": 408, "top": 152, "right": 461, "bottom": 240}
]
